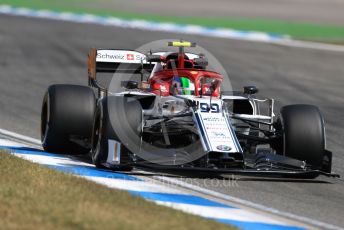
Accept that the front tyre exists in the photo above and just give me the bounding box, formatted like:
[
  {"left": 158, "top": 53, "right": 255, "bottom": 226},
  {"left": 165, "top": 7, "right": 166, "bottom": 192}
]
[
  {"left": 277, "top": 104, "right": 325, "bottom": 169},
  {"left": 41, "top": 84, "right": 96, "bottom": 154}
]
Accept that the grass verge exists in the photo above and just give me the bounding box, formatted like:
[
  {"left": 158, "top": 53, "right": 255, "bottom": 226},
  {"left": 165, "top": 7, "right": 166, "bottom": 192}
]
[
  {"left": 1, "top": 0, "right": 344, "bottom": 41},
  {"left": 0, "top": 151, "right": 234, "bottom": 230}
]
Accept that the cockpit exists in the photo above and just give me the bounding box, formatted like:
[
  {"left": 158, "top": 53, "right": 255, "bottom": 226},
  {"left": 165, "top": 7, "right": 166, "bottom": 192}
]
[{"left": 147, "top": 41, "right": 223, "bottom": 97}]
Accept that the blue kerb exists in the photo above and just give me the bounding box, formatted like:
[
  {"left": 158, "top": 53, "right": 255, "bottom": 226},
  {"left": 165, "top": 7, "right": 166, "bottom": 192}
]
[{"left": 0, "top": 145, "right": 140, "bottom": 181}]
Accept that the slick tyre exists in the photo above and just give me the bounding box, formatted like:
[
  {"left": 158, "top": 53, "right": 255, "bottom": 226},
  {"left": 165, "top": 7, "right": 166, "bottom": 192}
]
[
  {"left": 91, "top": 96, "right": 143, "bottom": 171},
  {"left": 278, "top": 104, "right": 325, "bottom": 169},
  {"left": 41, "top": 84, "right": 96, "bottom": 154}
]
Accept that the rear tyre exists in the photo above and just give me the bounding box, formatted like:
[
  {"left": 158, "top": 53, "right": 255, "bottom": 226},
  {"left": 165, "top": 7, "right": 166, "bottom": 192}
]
[
  {"left": 277, "top": 104, "right": 325, "bottom": 169},
  {"left": 91, "top": 96, "right": 143, "bottom": 171},
  {"left": 41, "top": 84, "right": 96, "bottom": 154}
]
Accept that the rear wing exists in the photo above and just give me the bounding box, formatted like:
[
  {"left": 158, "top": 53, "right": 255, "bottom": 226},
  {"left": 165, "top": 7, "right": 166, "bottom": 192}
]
[{"left": 88, "top": 48, "right": 154, "bottom": 90}]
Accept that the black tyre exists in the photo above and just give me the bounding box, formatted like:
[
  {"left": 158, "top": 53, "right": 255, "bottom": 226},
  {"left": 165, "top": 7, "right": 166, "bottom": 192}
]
[
  {"left": 278, "top": 104, "right": 325, "bottom": 168},
  {"left": 41, "top": 84, "right": 96, "bottom": 154},
  {"left": 91, "top": 96, "right": 142, "bottom": 171}
]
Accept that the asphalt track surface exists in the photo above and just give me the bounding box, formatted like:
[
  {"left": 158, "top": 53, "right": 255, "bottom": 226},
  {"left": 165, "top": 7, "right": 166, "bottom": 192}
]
[{"left": 0, "top": 15, "right": 344, "bottom": 228}]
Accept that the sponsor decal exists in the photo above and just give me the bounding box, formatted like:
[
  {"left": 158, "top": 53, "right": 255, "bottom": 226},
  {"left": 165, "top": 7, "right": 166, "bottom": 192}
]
[
  {"left": 127, "top": 53, "right": 134, "bottom": 60},
  {"left": 136, "top": 54, "right": 145, "bottom": 61},
  {"left": 213, "top": 132, "right": 226, "bottom": 138},
  {"left": 203, "top": 117, "right": 221, "bottom": 121},
  {"left": 97, "top": 52, "right": 124, "bottom": 60},
  {"left": 199, "top": 112, "right": 237, "bottom": 153},
  {"left": 95, "top": 50, "right": 146, "bottom": 63},
  {"left": 107, "top": 139, "right": 121, "bottom": 164},
  {"left": 216, "top": 145, "right": 232, "bottom": 151}
]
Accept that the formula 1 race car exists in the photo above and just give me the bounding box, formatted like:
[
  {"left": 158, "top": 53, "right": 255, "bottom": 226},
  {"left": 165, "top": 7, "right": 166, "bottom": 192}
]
[{"left": 41, "top": 41, "right": 338, "bottom": 178}]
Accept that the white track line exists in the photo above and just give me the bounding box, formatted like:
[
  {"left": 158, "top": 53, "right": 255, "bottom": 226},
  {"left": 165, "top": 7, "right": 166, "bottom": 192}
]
[
  {"left": 0, "top": 128, "right": 342, "bottom": 230},
  {"left": 84, "top": 176, "right": 187, "bottom": 194},
  {"left": 273, "top": 40, "right": 344, "bottom": 53},
  {"left": 154, "top": 201, "right": 288, "bottom": 225}
]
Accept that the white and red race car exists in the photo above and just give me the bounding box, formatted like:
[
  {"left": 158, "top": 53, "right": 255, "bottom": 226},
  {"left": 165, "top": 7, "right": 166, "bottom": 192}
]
[{"left": 41, "top": 41, "right": 338, "bottom": 178}]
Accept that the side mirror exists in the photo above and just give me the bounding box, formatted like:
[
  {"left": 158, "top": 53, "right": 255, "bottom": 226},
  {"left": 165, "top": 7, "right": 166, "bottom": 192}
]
[
  {"left": 121, "top": 80, "right": 138, "bottom": 89},
  {"left": 194, "top": 57, "right": 208, "bottom": 69},
  {"left": 244, "top": 86, "right": 258, "bottom": 95},
  {"left": 146, "top": 55, "right": 161, "bottom": 62}
]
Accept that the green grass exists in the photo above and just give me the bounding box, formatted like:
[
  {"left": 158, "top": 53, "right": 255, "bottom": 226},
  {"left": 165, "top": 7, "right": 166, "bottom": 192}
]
[
  {"left": 1, "top": 0, "right": 344, "bottom": 41},
  {"left": 0, "top": 151, "right": 234, "bottom": 230}
]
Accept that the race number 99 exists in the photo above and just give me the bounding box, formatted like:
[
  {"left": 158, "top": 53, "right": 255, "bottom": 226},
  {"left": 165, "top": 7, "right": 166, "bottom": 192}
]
[{"left": 200, "top": 103, "right": 220, "bottom": 113}]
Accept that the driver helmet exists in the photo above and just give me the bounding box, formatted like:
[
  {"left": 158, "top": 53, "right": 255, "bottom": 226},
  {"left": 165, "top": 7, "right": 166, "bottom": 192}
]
[{"left": 171, "top": 76, "right": 195, "bottom": 95}]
